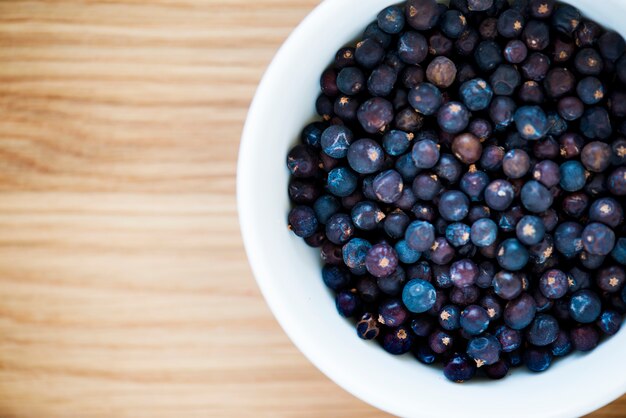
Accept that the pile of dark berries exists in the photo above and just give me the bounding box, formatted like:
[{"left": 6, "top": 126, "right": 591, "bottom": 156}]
[{"left": 286, "top": 0, "right": 626, "bottom": 382}]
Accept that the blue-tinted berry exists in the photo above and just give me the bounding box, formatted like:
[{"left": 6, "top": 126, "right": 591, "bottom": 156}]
[
  {"left": 356, "top": 312, "right": 380, "bottom": 340},
  {"left": 336, "top": 290, "right": 361, "bottom": 317},
  {"left": 367, "top": 65, "right": 397, "bottom": 97},
  {"left": 498, "top": 9, "right": 525, "bottom": 39},
  {"left": 581, "top": 222, "right": 615, "bottom": 256},
  {"left": 552, "top": 3, "right": 580, "bottom": 36},
  {"left": 438, "top": 305, "right": 461, "bottom": 330},
  {"left": 327, "top": 167, "right": 358, "bottom": 197},
  {"left": 288, "top": 206, "right": 318, "bottom": 238},
  {"left": 598, "top": 30, "right": 625, "bottom": 61},
  {"left": 434, "top": 154, "right": 464, "bottom": 183},
  {"left": 467, "top": 334, "right": 501, "bottom": 367},
  {"left": 569, "top": 290, "right": 602, "bottom": 323},
  {"left": 523, "top": 20, "right": 550, "bottom": 51},
  {"left": 460, "top": 304, "right": 490, "bottom": 335},
  {"left": 383, "top": 130, "right": 412, "bottom": 156},
  {"left": 480, "top": 145, "right": 505, "bottom": 172},
  {"left": 460, "top": 170, "right": 489, "bottom": 201},
  {"left": 382, "top": 326, "right": 414, "bottom": 354},
  {"left": 480, "top": 294, "right": 502, "bottom": 320},
  {"left": 321, "top": 125, "right": 353, "bottom": 158},
  {"left": 383, "top": 209, "right": 410, "bottom": 239},
  {"left": 395, "top": 153, "right": 420, "bottom": 182},
  {"left": 520, "top": 180, "right": 553, "bottom": 213},
  {"left": 301, "top": 121, "right": 325, "bottom": 148},
  {"left": 402, "top": 278, "right": 437, "bottom": 313},
  {"left": 438, "top": 190, "right": 470, "bottom": 221},
  {"left": 443, "top": 353, "right": 476, "bottom": 383},
  {"left": 476, "top": 261, "right": 496, "bottom": 288},
  {"left": 580, "top": 251, "right": 605, "bottom": 270},
  {"left": 475, "top": 40, "right": 503, "bottom": 72},
  {"left": 580, "top": 107, "right": 612, "bottom": 140},
  {"left": 577, "top": 77, "right": 604, "bottom": 105},
  {"left": 537, "top": 269, "right": 568, "bottom": 300},
  {"left": 607, "top": 166, "right": 626, "bottom": 196},
  {"left": 440, "top": 10, "right": 467, "bottom": 39},
  {"left": 489, "top": 96, "right": 516, "bottom": 129},
  {"left": 377, "top": 266, "right": 407, "bottom": 296},
  {"left": 336, "top": 67, "right": 365, "bottom": 96},
  {"left": 526, "top": 314, "right": 559, "bottom": 346},
  {"left": 351, "top": 201, "right": 384, "bottom": 231},
  {"left": 554, "top": 221, "right": 584, "bottom": 258},
  {"left": 398, "top": 31, "right": 429, "bottom": 65},
  {"left": 570, "top": 325, "right": 599, "bottom": 352},
  {"left": 322, "top": 264, "right": 351, "bottom": 291},
  {"left": 437, "top": 102, "right": 470, "bottom": 134},
  {"left": 347, "top": 139, "right": 384, "bottom": 174},
  {"left": 504, "top": 293, "right": 537, "bottom": 330},
  {"left": 524, "top": 347, "right": 552, "bottom": 372},
  {"left": 515, "top": 215, "right": 545, "bottom": 246},
  {"left": 495, "top": 325, "right": 522, "bottom": 352},
  {"left": 414, "top": 343, "right": 438, "bottom": 364},
  {"left": 493, "top": 270, "right": 523, "bottom": 300},
  {"left": 597, "top": 310, "right": 622, "bottom": 336},
  {"left": 412, "top": 173, "right": 442, "bottom": 201},
  {"left": 574, "top": 48, "right": 603, "bottom": 76},
  {"left": 363, "top": 22, "right": 393, "bottom": 48},
  {"left": 342, "top": 237, "right": 371, "bottom": 273},
  {"left": 485, "top": 179, "right": 514, "bottom": 211},
  {"left": 373, "top": 169, "right": 404, "bottom": 203},
  {"left": 550, "top": 330, "right": 572, "bottom": 357},
  {"left": 357, "top": 97, "right": 394, "bottom": 134},
  {"left": 490, "top": 65, "right": 521, "bottom": 96},
  {"left": 395, "top": 240, "right": 422, "bottom": 264},
  {"left": 559, "top": 161, "right": 587, "bottom": 193},
  {"left": 515, "top": 106, "right": 549, "bottom": 141},
  {"left": 411, "top": 139, "right": 441, "bottom": 169},
  {"left": 411, "top": 316, "right": 435, "bottom": 337},
  {"left": 446, "top": 223, "right": 471, "bottom": 247},
  {"left": 433, "top": 264, "right": 453, "bottom": 289},
  {"left": 408, "top": 82, "right": 443, "bottom": 116},
  {"left": 377, "top": 5, "right": 405, "bottom": 34},
  {"left": 355, "top": 38, "right": 385, "bottom": 69},
  {"left": 468, "top": 0, "right": 494, "bottom": 11},
  {"left": 612, "top": 238, "right": 626, "bottom": 266},
  {"left": 459, "top": 78, "right": 494, "bottom": 111},
  {"left": 405, "top": 220, "right": 435, "bottom": 252}
]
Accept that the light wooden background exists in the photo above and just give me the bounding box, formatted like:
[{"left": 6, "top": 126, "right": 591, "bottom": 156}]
[{"left": 0, "top": 1, "right": 623, "bottom": 417}]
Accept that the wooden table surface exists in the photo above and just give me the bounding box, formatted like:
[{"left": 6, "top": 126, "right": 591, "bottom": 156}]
[{"left": 0, "top": 1, "right": 623, "bottom": 416}]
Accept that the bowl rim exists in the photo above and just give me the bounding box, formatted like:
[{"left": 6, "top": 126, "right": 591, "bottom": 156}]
[{"left": 238, "top": 0, "right": 626, "bottom": 416}]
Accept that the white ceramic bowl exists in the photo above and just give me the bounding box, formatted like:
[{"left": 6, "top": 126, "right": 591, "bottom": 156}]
[{"left": 238, "top": 1, "right": 626, "bottom": 416}]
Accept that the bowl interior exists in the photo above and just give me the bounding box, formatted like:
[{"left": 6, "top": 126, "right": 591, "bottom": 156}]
[{"left": 238, "top": 1, "right": 626, "bottom": 416}]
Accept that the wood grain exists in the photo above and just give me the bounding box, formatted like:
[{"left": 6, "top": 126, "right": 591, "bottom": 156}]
[{"left": 0, "top": 1, "right": 622, "bottom": 417}]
